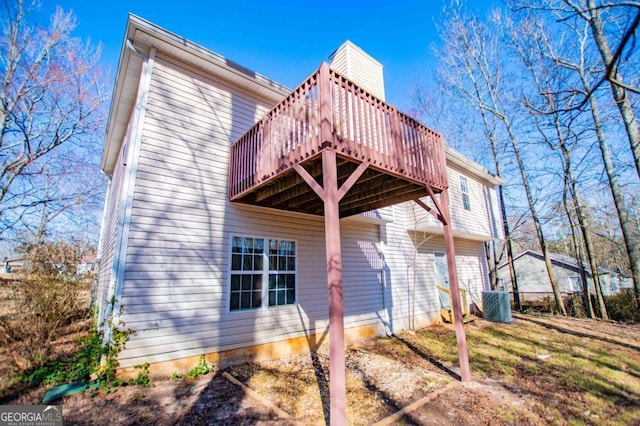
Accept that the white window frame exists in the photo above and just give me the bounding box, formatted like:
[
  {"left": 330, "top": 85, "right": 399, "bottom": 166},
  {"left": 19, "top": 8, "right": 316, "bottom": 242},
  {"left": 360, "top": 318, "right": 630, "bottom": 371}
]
[
  {"left": 460, "top": 176, "right": 471, "bottom": 211},
  {"left": 228, "top": 235, "right": 297, "bottom": 313}
]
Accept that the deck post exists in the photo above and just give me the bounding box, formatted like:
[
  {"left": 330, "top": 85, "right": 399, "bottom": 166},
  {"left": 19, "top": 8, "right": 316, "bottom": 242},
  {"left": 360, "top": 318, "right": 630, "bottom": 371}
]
[
  {"left": 319, "top": 63, "right": 333, "bottom": 148},
  {"left": 292, "top": 150, "right": 369, "bottom": 425},
  {"left": 323, "top": 148, "right": 347, "bottom": 425},
  {"left": 440, "top": 190, "right": 472, "bottom": 382},
  {"left": 415, "top": 190, "right": 471, "bottom": 383}
]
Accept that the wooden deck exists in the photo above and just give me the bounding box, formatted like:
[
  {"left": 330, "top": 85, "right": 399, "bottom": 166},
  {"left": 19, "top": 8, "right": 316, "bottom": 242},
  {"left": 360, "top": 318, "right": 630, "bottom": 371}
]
[
  {"left": 228, "top": 63, "right": 448, "bottom": 217},
  {"left": 228, "top": 62, "right": 470, "bottom": 424}
]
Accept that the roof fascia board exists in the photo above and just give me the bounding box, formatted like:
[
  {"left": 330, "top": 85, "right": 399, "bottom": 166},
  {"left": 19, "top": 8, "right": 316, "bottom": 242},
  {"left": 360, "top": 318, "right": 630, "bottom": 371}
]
[{"left": 444, "top": 145, "right": 504, "bottom": 187}]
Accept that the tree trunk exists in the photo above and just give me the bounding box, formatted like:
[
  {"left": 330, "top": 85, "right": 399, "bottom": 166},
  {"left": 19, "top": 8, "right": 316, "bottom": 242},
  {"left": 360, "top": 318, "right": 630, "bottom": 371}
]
[
  {"left": 477, "top": 100, "right": 521, "bottom": 309},
  {"left": 585, "top": 0, "right": 640, "bottom": 180},
  {"left": 579, "top": 66, "right": 640, "bottom": 311},
  {"left": 562, "top": 174, "right": 594, "bottom": 318},
  {"left": 503, "top": 121, "right": 566, "bottom": 315}
]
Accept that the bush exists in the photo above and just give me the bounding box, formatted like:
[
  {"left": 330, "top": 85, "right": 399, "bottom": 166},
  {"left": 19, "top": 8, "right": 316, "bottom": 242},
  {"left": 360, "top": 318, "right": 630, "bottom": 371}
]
[
  {"left": 0, "top": 241, "right": 93, "bottom": 371},
  {"left": 605, "top": 290, "right": 640, "bottom": 323},
  {"left": 0, "top": 274, "right": 91, "bottom": 371}
]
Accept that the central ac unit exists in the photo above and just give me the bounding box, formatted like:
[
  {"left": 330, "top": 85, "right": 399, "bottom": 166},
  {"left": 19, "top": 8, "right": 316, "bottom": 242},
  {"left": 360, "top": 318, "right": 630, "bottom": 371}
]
[{"left": 482, "top": 291, "right": 514, "bottom": 323}]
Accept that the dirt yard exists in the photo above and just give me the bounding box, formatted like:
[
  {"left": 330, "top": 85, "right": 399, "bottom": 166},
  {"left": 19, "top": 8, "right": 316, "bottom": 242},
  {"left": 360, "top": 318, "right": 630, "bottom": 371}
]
[{"left": 2, "top": 313, "right": 640, "bottom": 425}]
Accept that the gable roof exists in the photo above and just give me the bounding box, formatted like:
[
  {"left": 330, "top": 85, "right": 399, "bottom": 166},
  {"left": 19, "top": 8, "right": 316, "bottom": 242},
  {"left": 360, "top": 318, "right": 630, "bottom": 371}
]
[
  {"left": 499, "top": 249, "right": 606, "bottom": 275},
  {"left": 101, "top": 14, "right": 291, "bottom": 175}
]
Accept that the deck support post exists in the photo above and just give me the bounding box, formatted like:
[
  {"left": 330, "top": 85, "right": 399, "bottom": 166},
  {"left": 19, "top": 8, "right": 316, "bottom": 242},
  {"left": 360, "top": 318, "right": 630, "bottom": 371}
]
[
  {"left": 293, "top": 151, "right": 370, "bottom": 425},
  {"left": 416, "top": 189, "right": 472, "bottom": 383},
  {"left": 323, "top": 149, "right": 347, "bottom": 426}
]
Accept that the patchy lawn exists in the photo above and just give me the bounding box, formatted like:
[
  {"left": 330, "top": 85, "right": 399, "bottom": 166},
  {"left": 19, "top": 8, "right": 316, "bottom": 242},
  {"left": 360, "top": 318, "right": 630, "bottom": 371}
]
[{"left": 2, "top": 313, "right": 639, "bottom": 425}]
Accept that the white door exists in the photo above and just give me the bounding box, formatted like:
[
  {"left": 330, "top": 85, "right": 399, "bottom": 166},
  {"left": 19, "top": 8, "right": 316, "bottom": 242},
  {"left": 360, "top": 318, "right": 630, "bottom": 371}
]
[{"left": 435, "top": 252, "right": 450, "bottom": 308}]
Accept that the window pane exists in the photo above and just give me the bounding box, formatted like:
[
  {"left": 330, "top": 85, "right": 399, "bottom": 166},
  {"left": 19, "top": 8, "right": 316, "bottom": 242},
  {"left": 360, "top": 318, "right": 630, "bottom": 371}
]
[
  {"left": 254, "top": 254, "right": 263, "bottom": 270},
  {"left": 286, "top": 289, "right": 295, "bottom": 304},
  {"left": 286, "top": 257, "right": 295, "bottom": 271},
  {"left": 255, "top": 238, "right": 264, "bottom": 253},
  {"left": 242, "top": 254, "right": 253, "bottom": 270},
  {"left": 231, "top": 275, "right": 240, "bottom": 291},
  {"left": 242, "top": 275, "right": 252, "bottom": 290},
  {"left": 231, "top": 254, "right": 242, "bottom": 271},
  {"left": 463, "top": 194, "right": 471, "bottom": 211},
  {"left": 286, "top": 274, "right": 295, "bottom": 288},
  {"left": 269, "top": 255, "right": 277, "bottom": 271},
  {"left": 232, "top": 236, "right": 243, "bottom": 253},
  {"left": 239, "top": 237, "right": 249, "bottom": 253},
  {"left": 240, "top": 292, "right": 251, "bottom": 309},
  {"left": 252, "top": 290, "right": 262, "bottom": 307},
  {"left": 253, "top": 274, "right": 262, "bottom": 290},
  {"left": 230, "top": 293, "right": 240, "bottom": 310},
  {"left": 269, "top": 274, "right": 276, "bottom": 290}
]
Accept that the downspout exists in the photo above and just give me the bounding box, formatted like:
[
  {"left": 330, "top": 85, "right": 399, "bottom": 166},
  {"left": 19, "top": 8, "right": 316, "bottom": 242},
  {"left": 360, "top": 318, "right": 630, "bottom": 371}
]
[
  {"left": 378, "top": 223, "right": 393, "bottom": 336},
  {"left": 103, "top": 43, "right": 156, "bottom": 346}
]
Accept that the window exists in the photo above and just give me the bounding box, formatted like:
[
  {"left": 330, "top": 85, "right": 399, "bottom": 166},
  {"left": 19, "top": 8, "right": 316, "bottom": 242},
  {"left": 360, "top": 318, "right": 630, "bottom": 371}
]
[
  {"left": 569, "top": 276, "right": 582, "bottom": 293},
  {"left": 460, "top": 176, "right": 471, "bottom": 211},
  {"left": 229, "top": 236, "right": 296, "bottom": 311},
  {"left": 268, "top": 239, "right": 296, "bottom": 306}
]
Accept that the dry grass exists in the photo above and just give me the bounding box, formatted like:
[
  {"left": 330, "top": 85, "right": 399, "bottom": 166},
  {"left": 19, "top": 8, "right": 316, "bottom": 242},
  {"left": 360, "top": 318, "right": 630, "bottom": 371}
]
[
  {"left": 402, "top": 314, "right": 640, "bottom": 425},
  {"left": 2, "top": 311, "right": 639, "bottom": 425}
]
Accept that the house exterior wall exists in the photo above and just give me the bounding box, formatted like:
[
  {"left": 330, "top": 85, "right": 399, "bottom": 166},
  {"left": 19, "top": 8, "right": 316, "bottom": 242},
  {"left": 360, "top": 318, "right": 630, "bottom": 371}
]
[
  {"left": 497, "top": 253, "right": 600, "bottom": 297},
  {"left": 111, "top": 54, "right": 391, "bottom": 368},
  {"left": 406, "top": 161, "right": 502, "bottom": 241},
  {"left": 376, "top": 205, "right": 491, "bottom": 333},
  {"left": 95, "top": 113, "right": 136, "bottom": 328},
  {"left": 98, "top": 20, "right": 503, "bottom": 373},
  {"left": 329, "top": 41, "right": 385, "bottom": 101}
]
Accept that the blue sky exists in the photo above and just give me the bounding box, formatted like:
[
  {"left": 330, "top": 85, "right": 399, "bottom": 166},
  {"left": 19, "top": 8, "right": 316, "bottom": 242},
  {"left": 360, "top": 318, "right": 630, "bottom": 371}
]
[{"left": 41, "top": 0, "right": 497, "bottom": 110}]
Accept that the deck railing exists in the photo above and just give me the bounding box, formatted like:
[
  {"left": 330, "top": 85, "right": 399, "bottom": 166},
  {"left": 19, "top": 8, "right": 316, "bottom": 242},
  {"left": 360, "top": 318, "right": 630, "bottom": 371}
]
[{"left": 229, "top": 62, "right": 448, "bottom": 200}]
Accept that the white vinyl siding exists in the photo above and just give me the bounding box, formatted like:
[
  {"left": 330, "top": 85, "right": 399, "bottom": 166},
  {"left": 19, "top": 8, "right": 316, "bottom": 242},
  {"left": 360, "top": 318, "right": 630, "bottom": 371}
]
[
  {"left": 329, "top": 41, "right": 385, "bottom": 101},
  {"left": 100, "top": 44, "right": 498, "bottom": 369},
  {"left": 380, "top": 203, "right": 490, "bottom": 331},
  {"left": 95, "top": 117, "right": 135, "bottom": 327},
  {"left": 112, "top": 55, "right": 387, "bottom": 367},
  {"left": 406, "top": 165, "right": 502, "bottom": 240}
]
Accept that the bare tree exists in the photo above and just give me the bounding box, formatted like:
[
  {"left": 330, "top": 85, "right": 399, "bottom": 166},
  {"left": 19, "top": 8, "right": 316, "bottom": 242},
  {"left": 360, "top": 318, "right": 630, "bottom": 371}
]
[
  {"left": 507, "top": 12, "right": 611, "bottom": 317},
  {"left": 559, "top": 0, "right": 640, "bottom": 181},
  {"left": 0, "top": 0, "right": 107, "bottom": 244},
  {"left": 435, "top": 7, "right": 566, "bottom": 314}
]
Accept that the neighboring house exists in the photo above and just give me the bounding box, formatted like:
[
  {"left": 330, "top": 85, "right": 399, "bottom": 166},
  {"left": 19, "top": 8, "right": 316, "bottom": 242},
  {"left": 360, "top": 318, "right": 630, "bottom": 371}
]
[
  {"left": 95, "top": 14, "right": 503, "bottom": 390},
  {"left": 497, "top": 250, "right": 615, "bottom": 298},
  {"left": 77, "top": 253, "right": 97, "bottom": 276},
  {"left": 1, "top": 257, "right": 24, "bottom": 274}
]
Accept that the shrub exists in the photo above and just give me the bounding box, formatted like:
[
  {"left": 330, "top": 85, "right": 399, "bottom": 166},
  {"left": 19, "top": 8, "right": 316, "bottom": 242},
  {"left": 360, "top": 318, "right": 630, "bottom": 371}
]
[
  {"left": 605, "top": 290, "right": 640, "bottom": 323},
  {"left": 0, "top": 241, "right": 93, "bottom": 371},
  {"left": 0, "top": 274, "right": 91, "bottom": 370}
]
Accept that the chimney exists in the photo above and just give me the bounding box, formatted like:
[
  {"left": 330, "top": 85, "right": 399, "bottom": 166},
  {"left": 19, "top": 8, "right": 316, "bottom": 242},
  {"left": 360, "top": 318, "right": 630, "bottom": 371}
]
[{"left": 329, "top": 40, "right": 386, "bottom": 102}]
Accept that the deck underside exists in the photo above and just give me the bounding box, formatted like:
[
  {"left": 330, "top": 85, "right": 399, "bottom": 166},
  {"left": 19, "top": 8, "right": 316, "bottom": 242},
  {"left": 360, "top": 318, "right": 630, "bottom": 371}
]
[{"left": 232, "top": 152, "right": 436, "bottom": 218}]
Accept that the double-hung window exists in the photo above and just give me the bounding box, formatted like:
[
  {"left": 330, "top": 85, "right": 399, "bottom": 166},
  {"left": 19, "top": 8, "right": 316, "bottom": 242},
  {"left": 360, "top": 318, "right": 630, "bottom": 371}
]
[
  {"left": 460, "top": 176, "right": 471, "bottom": 211},
  {"left": 229, "top": 236, "right": 296, "bottom": 311}
]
